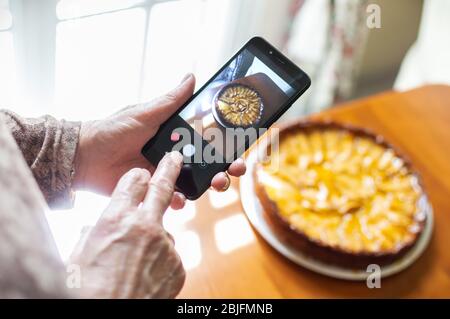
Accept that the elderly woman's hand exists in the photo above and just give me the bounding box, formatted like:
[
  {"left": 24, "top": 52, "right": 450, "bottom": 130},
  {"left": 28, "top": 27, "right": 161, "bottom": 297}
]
[
  {"left": 69, "top": 152, "right": 185, "bottom": 298},
  {"left": 73, "top": 74, "right": 246, "bottom": 209}
]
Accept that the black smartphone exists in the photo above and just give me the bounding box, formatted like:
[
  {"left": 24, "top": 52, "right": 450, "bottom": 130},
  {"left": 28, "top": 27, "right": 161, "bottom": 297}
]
[{"left": 141, "top": 36, "right": 311, "bottom": 200}]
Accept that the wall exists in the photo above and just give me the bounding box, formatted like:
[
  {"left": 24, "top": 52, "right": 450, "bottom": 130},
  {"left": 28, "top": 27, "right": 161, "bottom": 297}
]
[{"left": 353, "top": 0, "right": 423, "bottom": 98}]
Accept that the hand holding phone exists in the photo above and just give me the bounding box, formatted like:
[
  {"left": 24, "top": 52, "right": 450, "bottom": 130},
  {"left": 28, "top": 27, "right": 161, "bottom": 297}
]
[{"left": 142, "top": 37, "right": 311, "bottom": 200}]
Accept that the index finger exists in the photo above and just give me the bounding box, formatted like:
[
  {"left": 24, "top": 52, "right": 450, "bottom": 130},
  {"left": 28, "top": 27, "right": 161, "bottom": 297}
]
[{"left": 141, "top": 151, "right": 184, "bottom": 222}]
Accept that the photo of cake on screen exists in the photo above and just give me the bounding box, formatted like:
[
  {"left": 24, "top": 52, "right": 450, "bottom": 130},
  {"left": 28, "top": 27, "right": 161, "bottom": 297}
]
[{"left": 179, "top": 49, "right": 296, "bottom": 160}]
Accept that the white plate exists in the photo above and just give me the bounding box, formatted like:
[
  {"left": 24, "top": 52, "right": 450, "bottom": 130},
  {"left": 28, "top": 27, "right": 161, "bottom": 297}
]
[{"left": 240, "top": 149, "right": 434, "bottom": 281}]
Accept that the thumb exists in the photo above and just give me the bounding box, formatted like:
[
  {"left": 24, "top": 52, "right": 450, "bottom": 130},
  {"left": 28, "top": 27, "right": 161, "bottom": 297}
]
[{"left": 142, "top": 73, "right": 195, "bottom": 124}]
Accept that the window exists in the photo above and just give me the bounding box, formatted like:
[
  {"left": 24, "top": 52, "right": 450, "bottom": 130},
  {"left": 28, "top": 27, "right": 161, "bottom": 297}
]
[
  {"left": 0, "top": 0, "right": 12, "bottom": 29},
  {"left": 0, "top": 0, "right": 17, "bottom": 108},
  {"left": 54, "top": 6, "right": 147, "bottom": 119},
  {"left": 53, "top": 0, "right": 235, "bottom": 120},
  {"left": 56, "top": 0, "right": 146, "bottom": 19}
]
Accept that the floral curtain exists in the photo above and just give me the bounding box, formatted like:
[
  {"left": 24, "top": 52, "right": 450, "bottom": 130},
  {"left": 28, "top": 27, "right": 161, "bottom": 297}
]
[{"left": 284, "top": 0, "right": 370, "bottom": 114}]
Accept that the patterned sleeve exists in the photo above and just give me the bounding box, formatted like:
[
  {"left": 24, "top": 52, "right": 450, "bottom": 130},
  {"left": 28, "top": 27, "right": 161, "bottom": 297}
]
[
  {"left": 0, "top": 111, "right": 73, "bottom": 298},
  {"left": 0, "top": 110, "right": 81, "bottom": 209}
]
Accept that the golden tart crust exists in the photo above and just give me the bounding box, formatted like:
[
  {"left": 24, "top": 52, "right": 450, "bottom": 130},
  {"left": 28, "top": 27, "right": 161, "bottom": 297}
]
[{"left": 254, "top": 121, "right": 426, "bottom": 268}]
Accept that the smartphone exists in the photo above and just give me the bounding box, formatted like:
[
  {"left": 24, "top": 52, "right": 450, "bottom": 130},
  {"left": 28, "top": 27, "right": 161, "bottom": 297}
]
[{"left": 141, "top": 37, "right": 311, "bottom": 200}]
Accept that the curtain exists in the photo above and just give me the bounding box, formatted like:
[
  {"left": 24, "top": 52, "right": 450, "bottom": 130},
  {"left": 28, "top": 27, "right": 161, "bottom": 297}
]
[{"left": 285, "top": 0, "right": 369, "bottom": 114}]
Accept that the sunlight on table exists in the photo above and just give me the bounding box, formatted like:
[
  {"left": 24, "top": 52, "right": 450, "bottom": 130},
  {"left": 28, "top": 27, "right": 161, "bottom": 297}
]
[
  {"left": 174, "top": 230, "right": 202, "bottom": 270},
  {"left": 208, "top": 187, "right": 239, "bottom": 209},
  {"left": 214, "top": 213, "right": 255, "bottom": 254}
]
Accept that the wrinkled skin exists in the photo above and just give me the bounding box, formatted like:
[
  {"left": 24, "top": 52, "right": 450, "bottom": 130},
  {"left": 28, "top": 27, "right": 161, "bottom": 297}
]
[{"left": 70, "top": 152, "right": 186, "bottom": 298}]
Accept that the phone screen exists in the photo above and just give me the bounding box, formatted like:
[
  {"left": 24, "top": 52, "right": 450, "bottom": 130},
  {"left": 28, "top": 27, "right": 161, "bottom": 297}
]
[
  {"left": 142, "top": 37, "right": 310, "bottom": 199},
  {"left": 178, "top": 47, "right": 298, "bottom": 162}
]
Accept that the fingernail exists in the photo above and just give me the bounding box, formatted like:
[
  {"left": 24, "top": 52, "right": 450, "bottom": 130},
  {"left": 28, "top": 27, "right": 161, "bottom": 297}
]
[
  {"left": 175, "top": 192, "right": 186, "bottom": 208},
  {"left": 176, "top": 191, "right": 186, "bottom": 201},
  {"left": 220, "top": 172, "right": 231, "bottom": 192},
  {"left": 180, "top": 73, "right": 193, "bottom": 85}
]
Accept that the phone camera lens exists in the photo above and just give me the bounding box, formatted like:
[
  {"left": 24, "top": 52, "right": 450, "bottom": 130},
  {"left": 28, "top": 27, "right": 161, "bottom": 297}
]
[{"left": 269, "top": 50, "right": 273, "bottom": 54}]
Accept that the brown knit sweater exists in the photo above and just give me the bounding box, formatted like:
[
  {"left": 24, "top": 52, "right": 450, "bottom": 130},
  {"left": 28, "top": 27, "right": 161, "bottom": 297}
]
[{"left": 0, "top": 109, "right": 80, "bottom": 298}]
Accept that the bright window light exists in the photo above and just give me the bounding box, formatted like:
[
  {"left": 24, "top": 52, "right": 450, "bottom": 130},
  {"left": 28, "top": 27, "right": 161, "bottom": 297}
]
[
  {"left": 0, "top": 32, "right": 17, "bottom": 108},
  {"left": 57, "top": 0, "right": 145, "bottom": 20},
  {"left": 46, "top": 191, "right": 109, "bottom": 261},
  {"left": 140, "top": 0, "right": 233, "bottom": 101},
  {"left": 0, "top": 0, "right": 12, "bottom": 30},
  {"left": 54, "top": 8, "right": 146, "bottom": 119}
]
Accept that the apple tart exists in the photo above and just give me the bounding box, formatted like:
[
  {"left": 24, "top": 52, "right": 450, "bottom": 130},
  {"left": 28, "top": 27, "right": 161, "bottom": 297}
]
[
  {"left": 254, "top": 122, "right": 426, "bottom": 268},
  {"left": 214, "top": 84, "right": 263, "bottom": 128}
]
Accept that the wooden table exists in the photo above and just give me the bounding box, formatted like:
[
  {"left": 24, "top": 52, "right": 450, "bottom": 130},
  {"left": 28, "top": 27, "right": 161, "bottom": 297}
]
[{"left": 176, "top": 85, "right": 450, "bottom": 298}]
